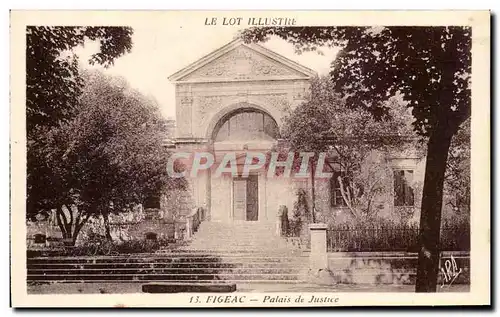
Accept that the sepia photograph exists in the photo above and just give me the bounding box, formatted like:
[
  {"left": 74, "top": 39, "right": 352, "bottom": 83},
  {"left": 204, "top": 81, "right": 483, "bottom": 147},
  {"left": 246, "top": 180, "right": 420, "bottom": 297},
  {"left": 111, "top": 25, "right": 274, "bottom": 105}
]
[{"left": 10, "top": 10, "right": 490, "bottom": 307}]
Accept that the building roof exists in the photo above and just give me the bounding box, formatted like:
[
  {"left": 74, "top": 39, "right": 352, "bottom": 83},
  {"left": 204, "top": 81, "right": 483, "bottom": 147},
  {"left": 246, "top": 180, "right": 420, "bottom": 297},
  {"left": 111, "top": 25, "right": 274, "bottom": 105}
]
[{"left": 168, "top": 38, "right": 317, "bottom": 83}]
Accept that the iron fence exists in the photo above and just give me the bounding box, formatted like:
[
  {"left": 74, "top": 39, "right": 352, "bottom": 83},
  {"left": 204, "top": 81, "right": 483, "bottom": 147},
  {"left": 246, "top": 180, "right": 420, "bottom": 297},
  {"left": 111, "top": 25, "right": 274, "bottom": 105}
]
[{"left": 326, "top": 224, "right": 470, "bottom": 252}]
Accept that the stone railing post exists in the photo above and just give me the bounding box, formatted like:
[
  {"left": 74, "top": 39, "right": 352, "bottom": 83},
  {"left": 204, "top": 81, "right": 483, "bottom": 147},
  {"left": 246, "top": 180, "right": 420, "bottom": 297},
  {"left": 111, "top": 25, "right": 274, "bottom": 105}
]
[
  {"left": 276, "top": 205, "right": 288, "bottom": 236},
  {"left": 276, "top": 213, "right": 282, "bottom": 236},
  {"left": 185, "top": 217, "right": 193, "bottom": 240},
  {"left": 309, "top": 223, "right": 328, "bottom": 271}
]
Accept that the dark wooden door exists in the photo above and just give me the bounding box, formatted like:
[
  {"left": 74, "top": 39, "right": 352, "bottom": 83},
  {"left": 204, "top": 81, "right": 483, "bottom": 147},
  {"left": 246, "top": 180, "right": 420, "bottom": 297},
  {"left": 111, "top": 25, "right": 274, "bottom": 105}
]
[{"left": 246, "top": 175, "right": 259, "bottom": 221}]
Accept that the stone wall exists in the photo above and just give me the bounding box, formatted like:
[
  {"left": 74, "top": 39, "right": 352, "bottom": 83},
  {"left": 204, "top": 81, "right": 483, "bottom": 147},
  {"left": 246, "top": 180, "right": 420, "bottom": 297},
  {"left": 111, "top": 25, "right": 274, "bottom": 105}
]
[
  {"left": 326, "top": 251, "right": 469, "bottom": 285},
  {"left": 26, "top": 208, "right": 187, "bottom": 248},
  {"left": 175, "top": 80, "right": 309, "bottom": 139}
]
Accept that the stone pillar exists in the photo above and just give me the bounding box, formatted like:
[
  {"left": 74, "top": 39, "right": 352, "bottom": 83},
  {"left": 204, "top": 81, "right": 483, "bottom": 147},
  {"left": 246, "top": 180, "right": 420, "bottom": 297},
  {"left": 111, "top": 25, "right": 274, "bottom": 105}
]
[
  {"left": 206, "top": 167, "right": 212, "bottom": 221},
  {"left": 185, "top": 217, "right": 193, "bottom": 240},
  {"left": 276, "top": 213, "right": 282, "bottom": 237},
  {"left": 309, "top": 223, "right": 328, "bottom": 271},
  {"left": 276, "top": 205, "right": 288, "bottom": 237}
]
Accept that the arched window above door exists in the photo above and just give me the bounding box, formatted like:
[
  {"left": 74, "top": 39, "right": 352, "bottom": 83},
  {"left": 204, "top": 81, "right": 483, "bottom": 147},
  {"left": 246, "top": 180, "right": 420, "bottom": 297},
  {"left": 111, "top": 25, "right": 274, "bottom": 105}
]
[{"left": 213, "top": 109, "right": 280, "bottom": 142}]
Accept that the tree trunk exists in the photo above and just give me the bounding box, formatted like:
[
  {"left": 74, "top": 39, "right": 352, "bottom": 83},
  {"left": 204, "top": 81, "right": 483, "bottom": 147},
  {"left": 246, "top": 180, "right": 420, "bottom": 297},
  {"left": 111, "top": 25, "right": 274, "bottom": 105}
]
[
  {"left": 56, "top": 206, "right": 73, "bottom": 244},
  {"left": 72, "top": 214, "right": 90, "bottom": 246},
  {"left": 102, "top": 211, "right": 113, "bottom": 241},
  {"left": 55, "top": 206, "right": 92, "bottom": 246},
  {"left": 56, "top": 215, "right": 70, "bottom": 239},
  {"left": 415, "top": 131, "right": 453, "bottom": 292}
]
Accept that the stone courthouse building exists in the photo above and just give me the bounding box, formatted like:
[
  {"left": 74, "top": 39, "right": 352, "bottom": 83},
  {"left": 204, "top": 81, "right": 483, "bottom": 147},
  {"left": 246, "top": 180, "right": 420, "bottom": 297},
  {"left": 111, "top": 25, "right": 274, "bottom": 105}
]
[
  {"left": 168, "top": 39, "right": 317, "bottom": 223},
  {"left": 168, "top": 39, "right": 426, "bottom": 226}
]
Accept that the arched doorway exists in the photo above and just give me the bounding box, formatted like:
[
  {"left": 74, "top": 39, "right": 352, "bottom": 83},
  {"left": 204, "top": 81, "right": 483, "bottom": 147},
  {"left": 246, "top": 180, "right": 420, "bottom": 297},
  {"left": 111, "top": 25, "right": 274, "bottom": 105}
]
[{"left": 210, "top": 108, "right": 280, "bottom": 222}]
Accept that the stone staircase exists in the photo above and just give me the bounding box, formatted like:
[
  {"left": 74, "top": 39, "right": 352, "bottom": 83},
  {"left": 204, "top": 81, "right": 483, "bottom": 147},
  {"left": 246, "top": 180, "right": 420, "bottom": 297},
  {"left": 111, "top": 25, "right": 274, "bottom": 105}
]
[
  {"left": 27, "top": 252, "right": 309, "bottom": 284},
  {"left": 158, "top": 221, "right": 309, "bottom": 283},
  {"left": 181, "top": 221, "right": 301, "bottom": 252},
  {"left": 27, "top": 221, "right": 309, "bottom": 285},
  {"left": 26, "top": 220, "right": 470, "bottom": 287}
]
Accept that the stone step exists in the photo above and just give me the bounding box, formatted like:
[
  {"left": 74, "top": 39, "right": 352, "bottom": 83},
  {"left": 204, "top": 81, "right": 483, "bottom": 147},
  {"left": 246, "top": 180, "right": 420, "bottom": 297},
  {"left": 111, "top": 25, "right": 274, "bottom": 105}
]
[
  {"left": 28, "top": 251, "right": 304, "bottom": 257},
  {"left": 28, "top": 273, "right": 303, "bottom": 282},
  {"left": 192, "top": 234, "right": 281, "bottom": 242},
  {"left": 185, "top": 245, "right": 289, "bottom": 249},
  {"left": 197, "top": 226, "right": 276, "bottom": 229},
  {"left": 28, "top": 256, "right": 309, "bottom": 265},
  {"left": 184, "top": 243, "right": 291, "bottom": 247},
  {"left": 28, "top": 262, "right": 307, "bottom": 269},
  {"left": 197, "top": 228, "right": 276, "bottom": 230},
  {"left": 182, "top": 248, "right": 296, "bottom": 253},
  {"left": 193, "top": 222, "right": 287, "bottom": 232},
  {"left": 198, "top": 225, "right": 276, "bottom": 228},
  {"left": 197, "top": 229, "right": 277, "bottom": 232},
  {"left": 29, "top": 266, "right": 438, "bottom": 275},
  {"left": 28, "top": 259, "right": 306, "bottom": 266},
  {"left": 28, "top": 279, "right": 306, "bottom": 284},
  {"left": 188, "top": 233, "right": 280, "bottom": 236},
  {"left": 185, "top": 242, "right": 289, "bottom": 245},
  {"left": 186, "top": 238, "right": 293, "bottom": 244},
  {"left": 196, "top": 233, "right": 278, "bottom": 236},
  {"left": 185, "top": 220, "right": 302, "bottom": 256},
  {"left": 186, "top": 236, "right": 282, "bottom": 240},
  {"left": 185, "top": 242, "right": 286, "bottom": 246},
  {"left": 28, "top": 267, "right": 305, "bottom": 275},
  {"left": 196, "top": 229, "right": 277, "bottom": 233},
  {"left": 155, "top": 250, "right": 307, "bottom": 255}
]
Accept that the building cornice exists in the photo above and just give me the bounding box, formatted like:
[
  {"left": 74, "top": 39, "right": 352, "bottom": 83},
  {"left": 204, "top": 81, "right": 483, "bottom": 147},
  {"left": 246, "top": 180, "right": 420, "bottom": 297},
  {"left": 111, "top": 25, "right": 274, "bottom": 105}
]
[{"left": 168, "top": 38, "right": 317, "bottom": 82}]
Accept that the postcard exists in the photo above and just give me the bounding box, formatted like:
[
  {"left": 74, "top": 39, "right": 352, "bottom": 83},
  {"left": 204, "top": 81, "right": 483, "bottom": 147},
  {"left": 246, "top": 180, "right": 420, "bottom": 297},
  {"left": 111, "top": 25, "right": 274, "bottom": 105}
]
[{"left": 10, "top": 10, "right": 490, "bottom": 307}]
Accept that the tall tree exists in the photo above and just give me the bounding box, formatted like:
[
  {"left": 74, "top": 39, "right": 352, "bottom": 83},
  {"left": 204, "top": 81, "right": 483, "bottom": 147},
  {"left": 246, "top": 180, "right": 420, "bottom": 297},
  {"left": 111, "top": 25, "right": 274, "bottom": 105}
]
[
  {"left": 27, "top": 26, "right": 133, "bottom": 220},
  {"left": 39, "top": 71, "right": 184, "bottom": 244},
  {"left": 241, "top": 26, "right": 471, "bottom": 292}
]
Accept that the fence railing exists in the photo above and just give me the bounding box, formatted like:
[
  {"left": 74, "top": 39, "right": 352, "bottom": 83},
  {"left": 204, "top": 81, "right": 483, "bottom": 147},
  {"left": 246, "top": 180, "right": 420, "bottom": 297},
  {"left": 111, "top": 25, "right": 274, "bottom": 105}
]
[
  {"left": 326, "top": 225, "right": 470, "bottom": 252},
  {"left": 185, "top": 207, "right": 205, "bottom": 240}
]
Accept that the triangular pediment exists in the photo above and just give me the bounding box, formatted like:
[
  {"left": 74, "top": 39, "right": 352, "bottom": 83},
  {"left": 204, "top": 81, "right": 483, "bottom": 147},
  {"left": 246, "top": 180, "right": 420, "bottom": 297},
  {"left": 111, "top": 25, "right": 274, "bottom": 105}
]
[{"left": 169, "top": 39, "right": 316, "bottom": 82}]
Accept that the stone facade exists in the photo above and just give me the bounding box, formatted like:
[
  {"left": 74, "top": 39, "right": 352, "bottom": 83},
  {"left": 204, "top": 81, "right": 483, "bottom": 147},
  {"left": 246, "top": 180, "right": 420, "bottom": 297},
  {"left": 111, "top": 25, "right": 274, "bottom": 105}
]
[
  {"left": 170, "top": 42, "right": 312, "bottom": 141},
  {"left": 169, "top": 39, "right": 316, "bottom": 223},
  {"left": 169, "top": 39, "right": 427, "bottom": 225}
]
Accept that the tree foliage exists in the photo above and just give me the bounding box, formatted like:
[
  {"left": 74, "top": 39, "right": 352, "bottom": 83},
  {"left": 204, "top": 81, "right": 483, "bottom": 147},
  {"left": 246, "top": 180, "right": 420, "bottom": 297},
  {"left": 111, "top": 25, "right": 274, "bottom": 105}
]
[
  {"left": 241, "top": 26, "right": 470, "bottom": 136},
  {"left": 26, "top": 26, "right": 133, "bottom": 136},
  {"left": 281, "top": 76, "right": 419, "bottom": 219},
  {"left": 241, "top": 26, "right": 471, "bottom": 292},
  {"left": 28, "top": 71, "right": 183, "bottom": 244},
  {"left": 27, "top": 26, "right": 134, "bottom": 234},
  {"left": 444, "top": 118, "right": 470, "bottom": 213}
]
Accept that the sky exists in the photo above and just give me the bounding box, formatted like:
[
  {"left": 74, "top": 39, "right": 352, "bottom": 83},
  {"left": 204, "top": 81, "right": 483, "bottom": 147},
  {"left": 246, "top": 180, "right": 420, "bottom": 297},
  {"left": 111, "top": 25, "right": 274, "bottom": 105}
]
[{"left": 75, "top": 25, "right": 340, "bottom": 120}]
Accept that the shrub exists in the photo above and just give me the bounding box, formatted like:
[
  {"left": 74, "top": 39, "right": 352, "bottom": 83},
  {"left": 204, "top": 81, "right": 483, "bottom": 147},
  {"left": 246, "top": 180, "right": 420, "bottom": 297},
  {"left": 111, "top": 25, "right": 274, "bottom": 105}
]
[{"left": 27, "top": 237, "right": 169, "bottom": 257}]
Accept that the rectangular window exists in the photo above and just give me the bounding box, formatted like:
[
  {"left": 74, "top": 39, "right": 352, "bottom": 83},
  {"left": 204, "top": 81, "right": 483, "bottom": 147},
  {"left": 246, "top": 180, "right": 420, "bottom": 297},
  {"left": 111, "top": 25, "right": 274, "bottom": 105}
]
[
  {"left": 393, "top": 170, "right": 415, "bottom": 206},
  {"left": 330, "top": 171, "right": 346, "bottom": 207}
]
